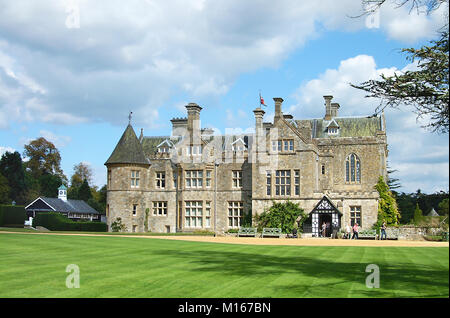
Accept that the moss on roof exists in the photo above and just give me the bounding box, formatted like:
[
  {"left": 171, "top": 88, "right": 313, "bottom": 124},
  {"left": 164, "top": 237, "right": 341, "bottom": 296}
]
[
  {"left": 105, "top": 124, "right": 149, "bottom": 165},
  {"left": 141, "top": 136, "right": 170, "bottom": 156},
  {"left": 297, "top": 116, "right": 382, "bottom": 138}
]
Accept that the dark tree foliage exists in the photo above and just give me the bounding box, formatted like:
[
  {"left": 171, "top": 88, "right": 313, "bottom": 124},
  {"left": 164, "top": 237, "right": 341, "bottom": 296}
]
[
  {"left": 78, "top": 179, "right": 92, "bottom": 203},
  {"left": 396, "top": 190, "right": 449, "bottom": 223},
  {"left": 0, "top": 173, "right": 11, "bottom": 204},
  {"left": 38, "top": 174, "right": 63, "bottom": 198},
  {"left": 0, "top": 151, "right": 27, "bottom": 204}
]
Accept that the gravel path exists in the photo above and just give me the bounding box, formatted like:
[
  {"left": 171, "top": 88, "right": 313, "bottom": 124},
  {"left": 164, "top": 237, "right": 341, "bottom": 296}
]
[{"left": 1, "top": 231, "right": 448, "bottom": 247}]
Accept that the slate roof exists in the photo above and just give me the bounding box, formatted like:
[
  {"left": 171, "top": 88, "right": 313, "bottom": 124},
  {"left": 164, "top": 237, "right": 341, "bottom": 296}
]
[
  {"left": 141, "top": 136, "right": 171, "bottom": 156},
  {"left": 105, "top": 124, "right": 149, "bottom": 165},
  {"left": 27, "top": 197, "right": 99, "bottom": 214},
  {"left": 296, "top": 116, "right": 382, "bottom": 138}
]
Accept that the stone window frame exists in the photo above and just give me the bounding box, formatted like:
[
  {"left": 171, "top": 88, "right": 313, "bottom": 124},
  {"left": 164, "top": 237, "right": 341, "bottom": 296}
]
[
  {"left": 205, "top": 201, "right": 211, "bottom": 228},
  {"left": 206, "top": 170, "right": 212, "bottom": 188},
  {"left": 156, "top": 171, "right": 166, "bottom": 189},
  {"left": 275, "top": 170, "right": 291, "bottom": 196},
  {"left": 228, "top": 201, "right": 243, "bottom": 229},
  {"left": 345, "top": 153, "right": 361, "bottom": 184},
  {"left": 294, "top": 170, "right": 300, "bottom": 196},
  {"left": 271, "top": 139, "right": 294, "bottom": 153},
  {"left": 185, "top": 170, "right": 203, "bottom": 189},
  {"left": 350, "top": 206, "right": 362, "bottom": 227},
  {"left": 132, "top": 204, "right": 138, "bottom": 216},
  {"left": 131, "top": 170, "right": 140, "bottom": 188},
  {"left": 266, "top": 171, "right": 272, "bottom": 196},
  {"left": 232, "top": 170, "right": 242, "bottom": 188},
  {"left": 153, "top": 201, "right": 168, "bottom": 216},
  {"left": 107, "top": 169, "right": 112, "bottom": 189},
  {"left": 185, "top": 201, "right": 203, "bottom": 228}
]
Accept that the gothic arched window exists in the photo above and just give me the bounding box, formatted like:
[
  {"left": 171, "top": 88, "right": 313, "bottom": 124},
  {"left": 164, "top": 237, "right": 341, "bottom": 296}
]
[{"left": 345, "top": 153, "right": 361, "bottom": 183}]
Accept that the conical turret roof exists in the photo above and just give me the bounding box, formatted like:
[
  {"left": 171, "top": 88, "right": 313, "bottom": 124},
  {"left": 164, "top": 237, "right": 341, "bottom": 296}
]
[{"left": 105, "top": 124, "right": 149, "bottom": 165}]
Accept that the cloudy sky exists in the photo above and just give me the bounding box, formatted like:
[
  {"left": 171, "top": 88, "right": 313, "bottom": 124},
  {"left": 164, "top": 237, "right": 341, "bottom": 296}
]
[{"left": 0, "top": 0, "right": 448, "bottom": 193}]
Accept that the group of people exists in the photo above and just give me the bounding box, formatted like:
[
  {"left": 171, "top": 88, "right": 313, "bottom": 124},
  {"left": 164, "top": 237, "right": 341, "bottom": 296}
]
[
  {"left": 343, "top": 221, "right": 388, "bottom": 240},
  {"left": 344, "top": 223, "right": 360, "bottom": 239}
]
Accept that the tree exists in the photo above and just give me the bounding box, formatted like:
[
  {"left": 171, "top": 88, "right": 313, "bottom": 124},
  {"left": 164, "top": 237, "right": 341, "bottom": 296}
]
[
  {"left": 0, "top": 151, "right": 27, "bottom": 204},
  {"left": 38, "top": 174, "right": 63, "bottom": 198},
  {"left": 0, "top": 173, "right": 11, "bottom": 204},
  {"left": 351, "top": 31, "right": 449, "bottom": 133},
  {"left": 352, "top": 0, "right": 449, "bottom": 133},
  {"left": 254, "top": 201, "right": 306, "bottom": 234},
  {"left": 413, "top": 203, "right": 424, "bottom": 225},
  {"left": 396, "top": 192, "right": 416, "bottom": 224},
  {"left": 23, "top": 137, "right": 67, "bottom": 181},
  {"left": 375, "top": 176, "right": 401, "bottom": 225},
  {"left": 111, "top": 217, "right": 127, "bottom": 232},
  {"left": 70, "top": 162, "right": 93, "bottom": 188},
  {"left": 386, "top": 162, "right": 401, "bottom": 192},
  {"left": 438, "top": 198, "right": 449, "bottom": 215},
  {"left": 78, "top": 179, "right": 92, "bottom": 202}
]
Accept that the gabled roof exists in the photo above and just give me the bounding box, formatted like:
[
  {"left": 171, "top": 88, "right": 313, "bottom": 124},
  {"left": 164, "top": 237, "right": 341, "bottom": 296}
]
[
  {"left": 105, "top": 124, "right": 149, "bottom": 165},
  {"left": 156, "top": 139, "right": 174, "bottom": 148},
  {"left": 325, "top": 119, "right": 340, "bottom": 129},
  {"left": 26, "top": 197, "right": 99, "bottom": 214},
  {"left": 311, "top": 196, "right": 342, "bottom": 215}
]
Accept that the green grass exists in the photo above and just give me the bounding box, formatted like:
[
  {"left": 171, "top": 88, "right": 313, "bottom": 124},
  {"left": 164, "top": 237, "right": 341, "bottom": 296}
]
[
  {"left": 0, "top": 227, "right": 214, "bottom": 236},
  {"left": 0, "top": 232, "right": 448, "bottom": 298}
]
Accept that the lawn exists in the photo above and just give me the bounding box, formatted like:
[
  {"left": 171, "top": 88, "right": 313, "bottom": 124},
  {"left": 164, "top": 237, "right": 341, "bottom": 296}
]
[{"left": 0, "top": 232, "right": 448, "bottom": 298}]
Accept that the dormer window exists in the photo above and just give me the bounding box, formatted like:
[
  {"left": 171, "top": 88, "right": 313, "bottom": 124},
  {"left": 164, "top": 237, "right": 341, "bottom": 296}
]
[
  {"left": 326, "top": 119, "right": 339, "bottom": 135},
  {"left": 231, "top": 138, "right": 247, "bottom": 153},
  {"left": 157, "top": 139, "right": 173, "bottom": 154},
  {"left": 327, "top": 127, "right": 339, "bottom": 134}
]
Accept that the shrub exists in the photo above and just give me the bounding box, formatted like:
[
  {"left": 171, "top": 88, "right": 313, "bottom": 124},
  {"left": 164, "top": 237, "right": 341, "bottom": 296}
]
[
  {"left": 254, "top": 201, "right": 306, "bottom": 234},
  {"left": 111, "top": 217, "right": 127, "bottom": 232},
  {"left": 32, "top": 212, "right": 107, "bottom": 232},
  {"left": 0, "top": 205, "right": 26, "bottom": 226}
]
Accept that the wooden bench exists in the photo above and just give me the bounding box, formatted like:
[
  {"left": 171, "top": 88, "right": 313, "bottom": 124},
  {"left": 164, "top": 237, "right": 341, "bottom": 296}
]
[
  {"left": 262, "top": 228, "right": 282, "bottom": 238},
  {"left": 238, "top": 227, "right": 257, "bottom": 237}
]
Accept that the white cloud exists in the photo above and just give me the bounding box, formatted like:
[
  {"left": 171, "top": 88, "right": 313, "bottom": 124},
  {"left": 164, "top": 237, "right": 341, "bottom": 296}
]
[
  {"left": 290, "top": 54, "right": 449, "bottom": 193},
  {"left": 0, "top": 146, "right": 16, "bottom": 157},
  {"left": 0, "top": 1, "right": 445, "bottom": 130},
  {"left": 39, "top": 130, "right": 72, "bottom": 148}
]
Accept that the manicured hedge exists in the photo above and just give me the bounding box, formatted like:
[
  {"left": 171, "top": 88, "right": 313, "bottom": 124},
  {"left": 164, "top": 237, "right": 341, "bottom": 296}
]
[
  {"left": 0, "top": 205, "right": 27, "bottom": 226},
  {"left": 32, "top": 212, "right": 107, "bottom": 232}
]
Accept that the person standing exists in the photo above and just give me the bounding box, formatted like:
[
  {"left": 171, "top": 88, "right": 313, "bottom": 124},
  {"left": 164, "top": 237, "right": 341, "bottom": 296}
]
[
  {"left": 346, "top": 223, "right": 352, "bottom": 239},
  {"left": 380, "top": 221, "right": 387, "bottom": 240},
  {"left": 352, "top": 223, "right": 359, "bottom": 239},
  {"left": 321, "top": 222, "right": 326, "bottom": 237}
]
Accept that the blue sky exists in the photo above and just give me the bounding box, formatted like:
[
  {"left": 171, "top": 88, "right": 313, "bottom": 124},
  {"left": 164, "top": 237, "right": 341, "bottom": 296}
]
[{"left": 0, "top": 0, "right": 448, "bottom": 194}]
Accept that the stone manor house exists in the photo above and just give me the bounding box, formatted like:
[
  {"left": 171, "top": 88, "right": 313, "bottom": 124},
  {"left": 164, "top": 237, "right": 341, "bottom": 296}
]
[{"left": 105, "top": 96, "right": 388, "bottom": 236}]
